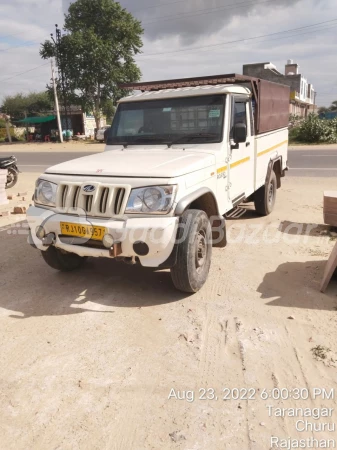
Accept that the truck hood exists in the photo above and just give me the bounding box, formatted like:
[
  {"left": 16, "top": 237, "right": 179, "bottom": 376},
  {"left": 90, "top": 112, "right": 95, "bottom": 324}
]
[{"left": 45, "top": 148, "right": 216, "bottom": 178}]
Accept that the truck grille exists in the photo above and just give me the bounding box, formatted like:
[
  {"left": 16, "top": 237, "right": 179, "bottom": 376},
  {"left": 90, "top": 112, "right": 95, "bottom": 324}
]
[{"left": 56, "top": 183, "right": 130, "bottom": 218}]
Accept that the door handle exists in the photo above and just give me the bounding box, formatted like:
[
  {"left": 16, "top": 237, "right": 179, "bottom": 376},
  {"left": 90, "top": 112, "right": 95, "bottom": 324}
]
[{"left": 246, "top": 142, "right": 250, "bottom": 147}]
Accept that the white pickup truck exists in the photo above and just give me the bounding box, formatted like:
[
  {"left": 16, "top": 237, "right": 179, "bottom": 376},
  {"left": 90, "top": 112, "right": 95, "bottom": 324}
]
[{"left": 27, "top": 74, "right": 289, "bottom": 293}]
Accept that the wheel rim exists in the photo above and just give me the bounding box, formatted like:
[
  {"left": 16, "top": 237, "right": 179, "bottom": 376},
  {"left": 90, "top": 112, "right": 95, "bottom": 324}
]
[
  {"left": 6, "top": 171, "right": 15, "bottom": 187},
  {"left": 268, "top": 182, "right": 274, "bottom": 205},
  {"left": 195, "top": 229, "right": 207, "bottom": 272}
]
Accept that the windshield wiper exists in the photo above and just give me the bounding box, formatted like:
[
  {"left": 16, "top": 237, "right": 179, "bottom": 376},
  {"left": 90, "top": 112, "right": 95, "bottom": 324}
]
[
  {"left": 106, "top": 140, "right": 129, "bottom": 148},
  {"left": 168, "top": 132, "right": 218, "bottom": 147},
  {"left": 133, "top": 135, "right": 169, "bottom": 144}
]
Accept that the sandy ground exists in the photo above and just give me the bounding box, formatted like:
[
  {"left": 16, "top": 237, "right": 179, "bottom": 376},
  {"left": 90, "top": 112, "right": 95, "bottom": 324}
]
[
  {"left": 0, "top": 172, "right": 37, "bottom": 226},
  {"left": 0, "top": 175, "right": 336, "bottom": 450}
]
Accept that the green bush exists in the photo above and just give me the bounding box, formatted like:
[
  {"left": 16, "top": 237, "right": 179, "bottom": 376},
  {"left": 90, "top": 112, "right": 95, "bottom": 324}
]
[
  {"left": 292, "top": 114, "right": 337, "bottom": 143},
  {"left": 289, "top": 127, "right": 301, "bottom": 142}
]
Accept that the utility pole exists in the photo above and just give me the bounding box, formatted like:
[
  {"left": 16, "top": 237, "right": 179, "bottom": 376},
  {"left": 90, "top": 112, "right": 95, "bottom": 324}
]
[
  {"left": 314, "top": 91, "right": 317, "bottom": 114},
  {"left": 24, "top": 111, "right": 29, "bottom": 141},
  {"left": 51, "top": 58, "right": 63, "bottom": 143},
  {"left": 51, "top": 25, "right": 69, "bottom": 132}
]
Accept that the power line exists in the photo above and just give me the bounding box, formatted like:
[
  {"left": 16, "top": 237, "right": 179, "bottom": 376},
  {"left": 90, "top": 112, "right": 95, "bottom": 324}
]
[
  {"left": 234, "top": 23, "right": 337, "bottom": 51},
  {"left": 142, "top": 0, "right": 275, "bottom": 26},
  {"left": 196, "top": 22, "right": 337, "bottom": 52},
  {"left": 0, "top": 62, "right": 50, "bottom": 83},
  {"left": 138, "top": 18, "right": 337, "bottom": 58}
]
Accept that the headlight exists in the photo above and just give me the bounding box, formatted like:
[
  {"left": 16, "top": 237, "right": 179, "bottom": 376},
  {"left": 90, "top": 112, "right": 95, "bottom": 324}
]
[
  {"left": 125, "top": 185, "right": 177, "bottom": 214},
  {"left": 35, "top": 179, "right": 57, "bottom": 207}
]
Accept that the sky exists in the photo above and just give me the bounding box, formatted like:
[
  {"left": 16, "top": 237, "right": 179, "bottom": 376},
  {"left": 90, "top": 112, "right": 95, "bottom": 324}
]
[{"left": 0, "top": 0, "right": 336, "bottom": 107}]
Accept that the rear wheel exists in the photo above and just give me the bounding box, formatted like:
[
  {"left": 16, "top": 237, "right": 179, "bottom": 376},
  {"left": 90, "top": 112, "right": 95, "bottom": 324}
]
[
  {"left": 171, "top": 210, "right": 212, "bottom": 293},
  {"left": 6, "top": 168, "right": 18, "bottom": 189},
  {"left": 41, "top": 246, "right": 87, "bottom": 272},
  {"left": 254, "top": 171, "right": 277, "bottom": 216}
]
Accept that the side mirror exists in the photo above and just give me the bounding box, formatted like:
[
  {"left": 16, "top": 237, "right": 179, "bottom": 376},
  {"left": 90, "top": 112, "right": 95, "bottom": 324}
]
[{"left": 233, "top": 123, "right": 247, "bottom": 144}]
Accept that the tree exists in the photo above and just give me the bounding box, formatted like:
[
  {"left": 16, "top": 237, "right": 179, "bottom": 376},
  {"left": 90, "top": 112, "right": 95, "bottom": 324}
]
[
  {"left": 1, "top": 92, "right": 53, "bottom": 120},
  {"left": 330, "top": 100, "right": 337, "bottom": 112},
  {"left": 102, "top": 99, "right": 116, "bottom": 123},
  {"left": 319, "top": 100, "right": 337, "bottom": 115},
  {"left": 318, "top": 106, "right": 329, "bottom": 115},
  {"left": 40, "top": 0, "right": 143, "bottom": 129}
]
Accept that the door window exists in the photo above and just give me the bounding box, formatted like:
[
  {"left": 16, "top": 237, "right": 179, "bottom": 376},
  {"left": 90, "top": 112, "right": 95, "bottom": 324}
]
[{"left": 231, "top": 100, "right": 248, "bottom": 139}]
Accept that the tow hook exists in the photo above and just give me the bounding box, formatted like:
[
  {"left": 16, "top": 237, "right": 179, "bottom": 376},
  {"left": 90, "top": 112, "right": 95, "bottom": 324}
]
[
  {"left": 42, "top": 233, "right": 56, "bottom": 247},
  {"left": 109, "top": 242, "right": 123, "bottom": 258}
]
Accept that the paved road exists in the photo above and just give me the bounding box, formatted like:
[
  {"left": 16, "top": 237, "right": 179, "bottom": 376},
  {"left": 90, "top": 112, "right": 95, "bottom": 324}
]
[
  {"left": 287, "top": 147, "right": 337, "bottom": 177},
  {"left": 2, "top": 148, "right": 337, "bottom": 177},
  {"left": 12, "top": 151, "right": 102, "bottom": 174}
]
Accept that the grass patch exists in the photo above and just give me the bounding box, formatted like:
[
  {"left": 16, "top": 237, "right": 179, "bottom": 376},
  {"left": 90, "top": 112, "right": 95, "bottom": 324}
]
[{"left": 311, "top": 345, "right": 331, "bottom": 360}]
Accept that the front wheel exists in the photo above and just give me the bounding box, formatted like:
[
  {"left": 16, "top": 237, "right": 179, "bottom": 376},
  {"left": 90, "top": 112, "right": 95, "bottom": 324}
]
[
  {"left": 254, "top": 171, "right": 277, "bottom": 216},
  {"left": 6, "top": 168, "right": 18, "bottom": 189},
  {"left": 171, "top": 209, "right": 212, "bottom": 293},
  {"left": 41, "top": 246, "right": 87, "bottom": 272}
]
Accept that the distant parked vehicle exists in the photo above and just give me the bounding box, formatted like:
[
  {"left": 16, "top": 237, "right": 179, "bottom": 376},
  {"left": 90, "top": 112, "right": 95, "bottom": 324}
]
[
  {"left": 0, "top": 155, "right": 20, "bottom": 189},
  {"left": 96, "top": 126, "right": 110, "bottom": 142}
]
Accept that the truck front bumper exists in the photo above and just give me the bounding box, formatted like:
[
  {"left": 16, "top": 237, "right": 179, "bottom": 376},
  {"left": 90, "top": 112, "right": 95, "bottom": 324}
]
[{"left": 27, "top": 206, "right": 179, "bottom": 267}]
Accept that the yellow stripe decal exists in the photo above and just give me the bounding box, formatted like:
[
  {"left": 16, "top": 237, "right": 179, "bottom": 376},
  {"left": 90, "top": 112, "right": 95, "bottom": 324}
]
[
  {"left": 230, "top": 156, "right": 250, "bottom": 169},
  {"left": 217, "top": 140, "right": 288, "bottom": 174},
  {"left": 217, "top": 156, "right": 251, "bottom": 174},
  {"left": 217, "top": 165, "right": 227, "bottom": 174},
  {"left": 258, "top": 140, "right": 288, "bottom": 158}
]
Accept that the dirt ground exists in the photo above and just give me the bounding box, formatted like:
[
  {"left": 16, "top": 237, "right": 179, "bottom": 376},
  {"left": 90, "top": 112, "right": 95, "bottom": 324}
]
[{"left": 0, "top": 175, "right": 336, "bottom": 450}]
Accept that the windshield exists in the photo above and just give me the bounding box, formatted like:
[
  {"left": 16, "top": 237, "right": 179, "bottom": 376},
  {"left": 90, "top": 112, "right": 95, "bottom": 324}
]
[{"left": 107, "top": 95, "right": 225, "bottom": 146}]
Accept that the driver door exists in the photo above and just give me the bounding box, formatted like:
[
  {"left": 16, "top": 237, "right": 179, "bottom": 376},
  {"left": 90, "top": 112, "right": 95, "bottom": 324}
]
[{"left": 228, "top": 97, "right": 254, "bottom": 204}]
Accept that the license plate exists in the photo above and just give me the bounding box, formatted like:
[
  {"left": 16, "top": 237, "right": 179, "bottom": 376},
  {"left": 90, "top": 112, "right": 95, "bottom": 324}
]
[{"left": 60, "top": 222, "right": 106, "bottom": 241}]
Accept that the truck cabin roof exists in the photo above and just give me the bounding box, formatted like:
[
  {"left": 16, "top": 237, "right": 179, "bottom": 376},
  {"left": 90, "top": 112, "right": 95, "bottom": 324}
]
[
  {"left": 118, "top": 84, "right": 251, "bottom": 103},
  {"left": 119, "top": 73, "right": 290, "bottom": 135}
]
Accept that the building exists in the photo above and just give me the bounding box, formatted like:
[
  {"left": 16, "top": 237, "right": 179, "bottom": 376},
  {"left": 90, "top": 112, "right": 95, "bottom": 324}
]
[
  {"left": 59, "top": 106, "right": 106, "bottom": 136},
  {"left": 243, "top": 60, "right": 316, "bottom": 118}
]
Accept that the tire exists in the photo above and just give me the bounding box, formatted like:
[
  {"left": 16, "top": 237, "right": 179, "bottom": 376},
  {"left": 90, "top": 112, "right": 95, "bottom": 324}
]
[
  {"left": 41, "top": 246, "right": 87, "bottom": 272},
  {"left": 171, "top": 209, "right": 212, "bottom": 293},
  {"left": 6, "top": 168, "right": 18, "bottom": 189},
  {"left": 212, "top": 217, "right": 227, "bottom": 248},
  {"left": 254, "top": 171, "right": 277, "bottom": 216}
]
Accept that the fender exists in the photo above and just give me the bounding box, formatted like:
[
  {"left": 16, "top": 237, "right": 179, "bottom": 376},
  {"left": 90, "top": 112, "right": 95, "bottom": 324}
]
[
  {"left": 174, "top": 187, "right": 220, "bottom": 216},
  {"left": 266, "top": 155, "right": 283, "bottom": 188}
]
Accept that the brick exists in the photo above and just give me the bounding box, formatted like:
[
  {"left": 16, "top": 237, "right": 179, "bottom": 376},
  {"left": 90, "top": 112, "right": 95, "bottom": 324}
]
[
  {"left": 7, "top": 195, "right": 13, "bottom": 200},
  {"left": 13, "top": 206, "right": 27, "bottom": 214},
  {"left": 324, "top": 213, "right": 337, "bottom": 227},
  {"left": 323, "top": 192, "right": 337, "bottom": 227}
]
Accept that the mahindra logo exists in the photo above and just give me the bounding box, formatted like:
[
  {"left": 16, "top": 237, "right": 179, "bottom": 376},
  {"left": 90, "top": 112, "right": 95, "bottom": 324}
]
[{"left": 83, "top": 185, "right": 96, "bottom": 193}]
